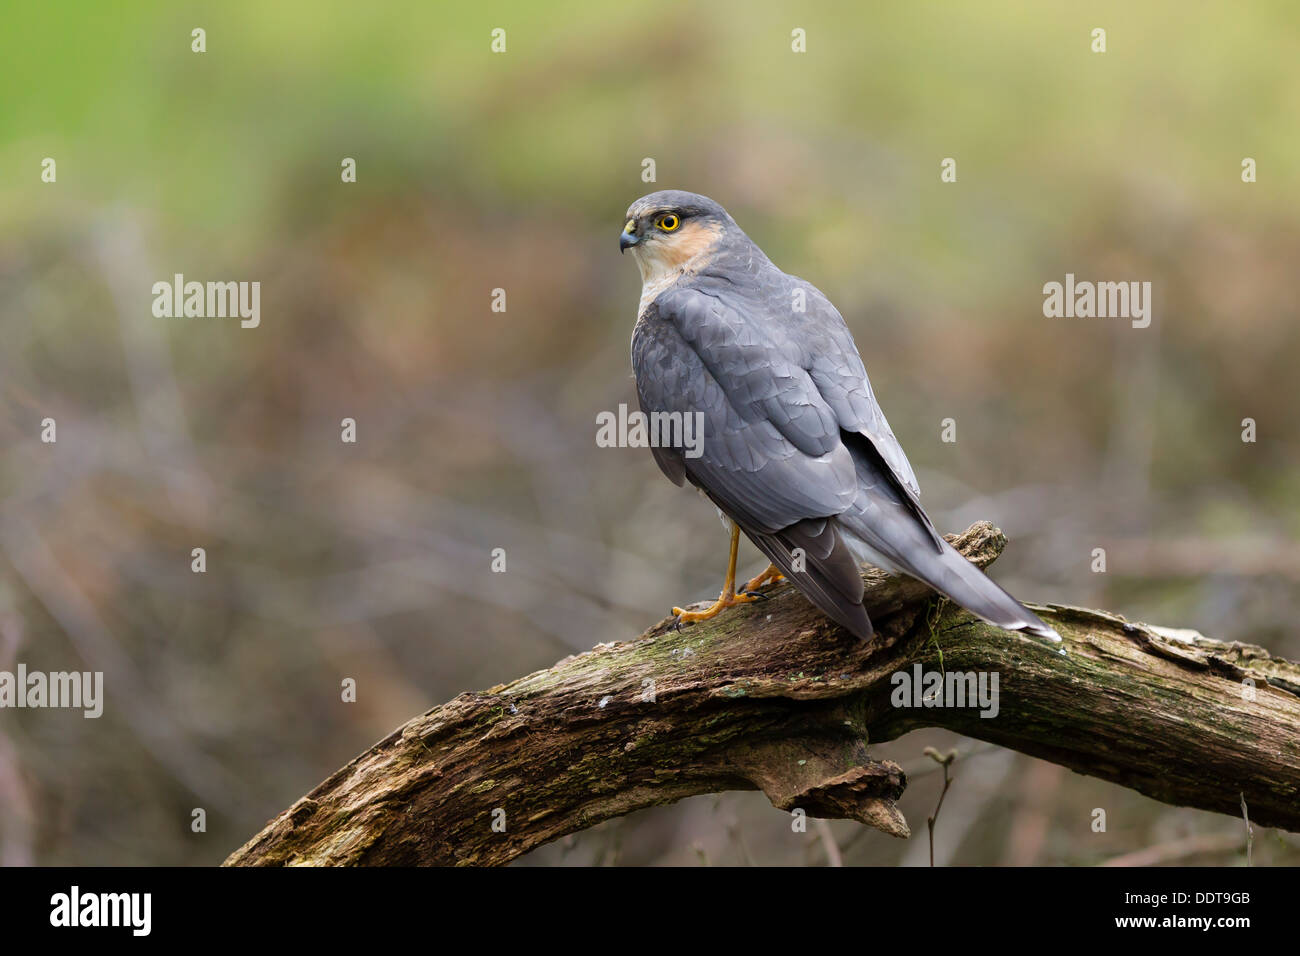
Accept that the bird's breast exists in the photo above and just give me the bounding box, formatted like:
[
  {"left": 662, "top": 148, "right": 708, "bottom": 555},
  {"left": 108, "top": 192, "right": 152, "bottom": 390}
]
[{"left": 637, "top": 272, "right": 680, "bottom": 318}]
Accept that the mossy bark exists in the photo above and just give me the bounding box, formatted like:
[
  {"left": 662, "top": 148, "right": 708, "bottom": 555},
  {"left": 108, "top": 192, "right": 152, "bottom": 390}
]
[{"left": 223, "top": 522, "right": 1300, "bottom": 866}]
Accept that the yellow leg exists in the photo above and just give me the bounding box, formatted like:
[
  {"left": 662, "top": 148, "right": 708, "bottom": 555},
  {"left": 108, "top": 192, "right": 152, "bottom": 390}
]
[
  {"left": 672, "top": 524, "right": 762, "bottom": 624},
  {"left": 742, "top": 562, "right": 785, "bottom": 594}
]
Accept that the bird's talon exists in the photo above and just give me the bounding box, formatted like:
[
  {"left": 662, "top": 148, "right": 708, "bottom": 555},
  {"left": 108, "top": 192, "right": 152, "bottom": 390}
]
[
  {"left": 742, "top": 563, "right": 786, "bottom": 594},
  {"left": 666, "top": 530, "right": 772, "bottom": 629}
]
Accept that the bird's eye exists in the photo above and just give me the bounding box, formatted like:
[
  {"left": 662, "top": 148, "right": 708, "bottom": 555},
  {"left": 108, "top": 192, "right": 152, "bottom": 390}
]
[{"left": 657, "top": 214, "right": 680, "bottom": 232}]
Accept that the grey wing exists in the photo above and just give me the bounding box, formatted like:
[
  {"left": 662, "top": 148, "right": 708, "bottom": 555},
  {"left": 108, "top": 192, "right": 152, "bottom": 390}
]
[
  {"left": 789, "top": 283, "right": 1059, "bottom": 642},
  {"left": 796, "top": 285, "right": 944, "bottom": 552},
  {"left": 631, "top": 288, "right": 875, "bottom": 638}
]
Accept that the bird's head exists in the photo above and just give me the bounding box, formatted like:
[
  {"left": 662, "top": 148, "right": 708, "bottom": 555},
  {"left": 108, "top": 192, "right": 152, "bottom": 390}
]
[{"left": 620, "top": 190, "right": 733, "bottom": 284}]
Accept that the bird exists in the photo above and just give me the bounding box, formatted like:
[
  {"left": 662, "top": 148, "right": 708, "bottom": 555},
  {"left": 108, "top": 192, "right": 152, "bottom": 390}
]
[{"left": 621, "top": 189, "right": 1060, "bottom": 645}]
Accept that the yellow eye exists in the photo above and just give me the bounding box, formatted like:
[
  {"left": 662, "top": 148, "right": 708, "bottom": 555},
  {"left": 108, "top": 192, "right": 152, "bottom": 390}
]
[{"left": 657, "top": 214, "right": 680, "bottom": 232}]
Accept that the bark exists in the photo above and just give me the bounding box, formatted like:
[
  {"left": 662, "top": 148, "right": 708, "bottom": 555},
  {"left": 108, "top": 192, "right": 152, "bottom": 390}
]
[{"left": 223, "top": 522, "right": 1300, "bottom": 866}]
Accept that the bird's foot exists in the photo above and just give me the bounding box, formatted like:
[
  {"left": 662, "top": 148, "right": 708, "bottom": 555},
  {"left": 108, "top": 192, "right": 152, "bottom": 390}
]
[
  {"left": 742, "top": 563, "right": 785, "bottom": 594},
  {"left": 671, "top": 589, "right": 762, "bottom": 628}
]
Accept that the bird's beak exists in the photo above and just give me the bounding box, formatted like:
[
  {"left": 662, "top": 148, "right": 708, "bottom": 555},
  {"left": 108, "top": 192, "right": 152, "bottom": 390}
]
[{"left": 620, "top": 220, "right": 639, "bottom": 253}]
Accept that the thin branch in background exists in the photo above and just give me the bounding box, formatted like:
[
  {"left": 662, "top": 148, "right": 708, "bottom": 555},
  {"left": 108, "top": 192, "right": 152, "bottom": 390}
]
[
  {"left": 1099, "top": 832, "right": 1246, "bottom": 867},
  {"left": 598, "top": 818, "right": 624, "bottom": 867},
  {"left": 833, "top": 738, "right": 1002, "bottom": 861},
  {"left": 813, "top": 819, "right": 843, "bottom": 867},
  {"left": 924, "top": 746, "right": 956, "bottom": 868},
  {"left": 901, "top": 739, "right": 999, "bottom": 779},
  {"left": 902, "top": 746, "right": 1017, "bottom": 868},
  {"left": 726, "top": 813, "right": 756, "bottom": 867},
  {"left": 0, "top": 607, "right": 35, "bottom": 866},
  {"left": 1241, "top": 792, "right": 1253, "bottom": 867}
]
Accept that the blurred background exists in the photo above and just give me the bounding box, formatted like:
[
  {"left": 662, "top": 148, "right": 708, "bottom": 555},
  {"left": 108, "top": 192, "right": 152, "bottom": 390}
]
[{"left": 1, "top": 1, "right": 1297, "bottom": 866}]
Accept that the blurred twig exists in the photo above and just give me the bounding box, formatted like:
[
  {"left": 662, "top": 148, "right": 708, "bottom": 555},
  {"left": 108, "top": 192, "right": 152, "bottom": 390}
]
[
  {"left": 924, "top": 747, "right": 955, "bottom": 867},
  {"left": 0, "top": 601, "right": 35, "bottom": 866},
  {"left": 1099, "top": 832, "right": 1246, "bottom": 867},
  {"left": 813, "top": 819, "right": 842, "bottom": 868}
]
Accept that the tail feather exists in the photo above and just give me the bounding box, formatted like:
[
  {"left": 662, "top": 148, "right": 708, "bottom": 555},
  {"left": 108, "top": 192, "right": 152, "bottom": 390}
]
[
  {"left": 746, "top": 517, "right": 876, "bottom": 641},
  {"left": 703, "top": 439, "right": 1060, "bottom": 645},
  {"left": 838, "top": 512, "right": 1060, "bottom": 642},
  {"left": 897, "top": 534, "right": 1060, "bottom": 642},
  {"left": 837, "top": 448, "right": 1061, "bottom": 644}
]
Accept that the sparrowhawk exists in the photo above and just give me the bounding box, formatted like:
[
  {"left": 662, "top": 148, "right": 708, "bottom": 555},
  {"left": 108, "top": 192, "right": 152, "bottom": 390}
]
[{"left": 622, "top": 189, "right": 1059, "bottom": 644}]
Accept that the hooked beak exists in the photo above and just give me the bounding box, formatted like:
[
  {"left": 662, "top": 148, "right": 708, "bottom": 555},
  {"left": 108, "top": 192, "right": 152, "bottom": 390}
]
[{"left": 619, "top": 220, "right": 639, "bottom": 253}]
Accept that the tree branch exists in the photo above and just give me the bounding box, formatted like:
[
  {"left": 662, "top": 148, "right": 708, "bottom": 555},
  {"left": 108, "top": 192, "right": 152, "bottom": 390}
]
[{"left": 223, "top": 522, "right": 1300, "bottom": 866}]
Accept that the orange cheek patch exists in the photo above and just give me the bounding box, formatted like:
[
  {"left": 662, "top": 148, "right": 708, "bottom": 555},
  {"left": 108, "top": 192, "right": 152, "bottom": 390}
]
[{"left": 658, "top": 221, "right": 723, "bottom": 270}]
